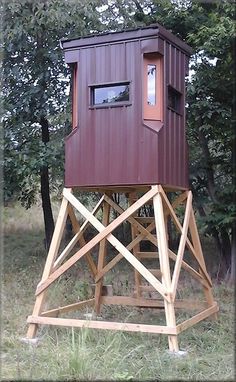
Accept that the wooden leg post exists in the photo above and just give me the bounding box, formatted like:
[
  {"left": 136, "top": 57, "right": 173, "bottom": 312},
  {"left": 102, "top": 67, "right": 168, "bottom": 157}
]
[
  {"left": 189, "top": 209, "right": 217, "bottom": 319},
  {"left": 129, "top": 193, "right": 142, "bottom": 298},
  {"left": 94, "top": 199, "right": 110, "bottom": 314},
  {"left": 153, "top": 187, "right": 179, "bottom": 352},
  {"left": 26, "top": 193, "right": 70, "bottom": 338},
  {"left": 67, "top": 204, "right": 97, "bottom": 277}
]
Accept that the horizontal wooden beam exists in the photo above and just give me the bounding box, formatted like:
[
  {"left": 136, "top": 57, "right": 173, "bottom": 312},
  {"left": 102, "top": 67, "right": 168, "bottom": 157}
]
[
  {"left": 27, "top": 315, "right": 177, "bottom": 335},
  {"left": 176, "top": 303, "right": 219, "bottom": 334},
  {"left": 101, "top": 295, "right": 163, "bottom": 307},
  {"left": 136, "top": 251, "right": 158, "bottom": 259},
  {"left": 40, "top": 299, "right": 95, "bottom": 317},
  {"left": 134, "top": 217, "right": 155, "bottom": 223},
  {"left": 101, "top": 296, "right": 209, "bottom": 310}
]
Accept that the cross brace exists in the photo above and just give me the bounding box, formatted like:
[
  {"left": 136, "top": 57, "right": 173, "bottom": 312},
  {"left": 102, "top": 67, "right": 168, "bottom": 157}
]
[{"left": 26, "top": 185, "right": 218, "bottom": 352}]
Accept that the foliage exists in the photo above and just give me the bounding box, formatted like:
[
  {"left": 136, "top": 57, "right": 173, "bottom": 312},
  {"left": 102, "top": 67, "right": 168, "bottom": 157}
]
[
  {"left": 186, "top": 3, "right": 235, "bottom": 230},
  {"left": 2, "top": 0, "right": 104, "bottom": 206}
]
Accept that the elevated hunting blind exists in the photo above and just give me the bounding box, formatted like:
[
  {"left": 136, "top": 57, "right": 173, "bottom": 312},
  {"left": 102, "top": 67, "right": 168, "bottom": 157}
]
[{"left": 26, "top": 25, "right": 218, "bottom": 353}]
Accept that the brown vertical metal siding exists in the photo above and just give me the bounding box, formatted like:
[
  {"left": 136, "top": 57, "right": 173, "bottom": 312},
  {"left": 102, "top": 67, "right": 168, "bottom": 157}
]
[
  {"left": 64, "top": 28, "right": 190, "bottom": 189},
  {"left": 157, "top": 40, "right": 188, "bottom": 189}
]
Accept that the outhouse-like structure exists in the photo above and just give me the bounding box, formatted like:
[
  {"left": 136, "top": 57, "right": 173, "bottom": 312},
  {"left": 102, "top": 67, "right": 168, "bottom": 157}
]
[
  {"left": 63, "top": 24, "right": 190, "bottom": 189},
  {"left": 26, "top": 25, "right": 218, "bottom": 353}
]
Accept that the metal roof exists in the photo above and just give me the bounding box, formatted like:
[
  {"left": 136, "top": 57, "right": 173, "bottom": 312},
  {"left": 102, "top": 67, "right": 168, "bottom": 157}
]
[{"left": 61, "top": 23, "right": 192, "bottom": 56}]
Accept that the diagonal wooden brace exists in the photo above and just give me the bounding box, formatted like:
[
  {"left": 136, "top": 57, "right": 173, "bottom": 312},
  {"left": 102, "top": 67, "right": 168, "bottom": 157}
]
[
  {"left": 96, "top": 196, "right": 206, "bottom": 286},
  {"left": 53, "top": 195, "right": 104, "bottom": 271},
  {"left": 171, "top": 191, "right": 192, "bottom": 299},
  {"left": 95, "top": 220, "right": 156, "bottom": 282},
  {"left": 36, "top": 187, "right": 171, "bottom": 302},
  {"left": 159, "top": 186, "right": 212, "bottom": 287}
]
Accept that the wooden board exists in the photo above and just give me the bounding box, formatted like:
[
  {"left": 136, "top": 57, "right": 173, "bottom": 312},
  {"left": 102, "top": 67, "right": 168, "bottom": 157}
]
[
  {"left": 176, "top": 303, "right": 219, "bottom": 334},
  {"left": 171, "top": 191, "right": 192, "bottom": 298},
  {"left": 159, "top": 186, "right": 212, "bottom": 287},
  {"left": 26, "top": 195, "right": 70, "bottom": 338},
  {"left": 27, "top": 315, "right": 177, "bottom": 335},
  {"left": 101, "top": 296, "right": 209, "bottom": 310},
  {"left": 41, "top": 299, "right": 95, "bottom": 317}
]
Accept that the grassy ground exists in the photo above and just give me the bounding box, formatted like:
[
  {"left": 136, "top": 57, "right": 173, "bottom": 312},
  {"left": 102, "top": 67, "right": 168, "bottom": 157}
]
[{"left": 1, "top": 202, "right": 235, "bottom": 381}]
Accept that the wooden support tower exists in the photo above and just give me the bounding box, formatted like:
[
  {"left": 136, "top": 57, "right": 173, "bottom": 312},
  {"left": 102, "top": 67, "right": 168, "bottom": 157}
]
[{"left": 26, "top": 185, "right": 218, "bottom": 351}]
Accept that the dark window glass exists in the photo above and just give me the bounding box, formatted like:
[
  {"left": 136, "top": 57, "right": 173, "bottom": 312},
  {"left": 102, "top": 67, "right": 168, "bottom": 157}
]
[
  {"left": 168, "top": 86, "right": 182, "bottom": 113},
  {"left": 92, "top": 83, "right": 129, "bottom": 105}
]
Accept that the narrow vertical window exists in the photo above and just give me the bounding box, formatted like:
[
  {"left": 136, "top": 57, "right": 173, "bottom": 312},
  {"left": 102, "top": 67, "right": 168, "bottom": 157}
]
[
  {"left": 147, "top": 64, "right": 156, "bottom": 105},
  {"left": 143, "top": 54, "right": 163, "bottom": 122},
  {"left": 72, "top": 64, "right": 78, "bottom": 129}
]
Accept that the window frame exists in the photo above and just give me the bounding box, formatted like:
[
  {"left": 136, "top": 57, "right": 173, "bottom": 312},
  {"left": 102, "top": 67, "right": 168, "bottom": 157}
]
[
  {"left": 143, "top": 53, "right": 163, "bottom": 122},
  {"left": 167, "top": 85, "right": 182, "bottom": 115},
  {"left": 72, "top": 63, "right": 78, "bottom": 129},
  {"left": 89, "top": 81, "right": 131, "bottom": 108}
]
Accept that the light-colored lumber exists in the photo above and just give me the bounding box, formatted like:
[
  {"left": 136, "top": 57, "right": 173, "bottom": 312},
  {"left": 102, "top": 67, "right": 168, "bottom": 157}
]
[
  {"left": 101, "top": 296, "right": 209, "bottom": 310},
  {"left": 95, "top": 221, "right": 156, "bottom": 282},
  {"left": 27, "top": 186, "right": 218, "bottom": 351},
  {"left": 147, "top": 269, "right": 162, "bottom": 277},
  {"left": 171, "top": 191, "right": 188, "bottom": 210},
  {"left": 176, "top": 303, "right": 219, "bottom": 334},
  {"left": 26, "top": 194, "right": 70, "bottom": 338},
  {"left": 171, "top": 191, "right": 192, "bottom": 299},
  {"left": 129, "top": 192, "right": 142, "bottom": 298},
  {"left": 101, "top": 295, "right": 163, "bottom": 307},
  {"left": 68, "top": 204, "right": 97, "bottom": 276},
  {"left": 53, "top": 197, "right": 104, "bottom": 272},
  {"left": 159, "top": 186, "right": 212, "bottom": 287},
  {"left": 36, "top": 188, "right": 170, "bottom": 302},
  {"left": 40, "top": 299, "right": 95, "bottom": 317},
  {"left": 95, "top": 200, "right": 110, "bottom": 313},
  {"left": 168, "top": 249, "right": 207, "bottom": 287},
  {"left": 136, "top": 251, "right": 158, "bottom": 259},
  {"left": 104, "top": 194, "right": 158, "bottom": 247},
  {"left": 189, "top": 210, "right": 217, "bottom": 317},
  {"left": 95, "top": 238, "right": 206, "bottom": 288},
  {"left": 153, "top": 188, "right": 179, "bottom": 352},
  {"left": 139, "top": 285, "right": 159, "bottom": 292},
  {"left": 27, "top": 316, "right": 177, "bottom": 335},
  {"left": 134, "top": 217, "right": 155, "bottom": 223},
  {"left": 136, "top": 248, "right": 207, "bottom": 287}
]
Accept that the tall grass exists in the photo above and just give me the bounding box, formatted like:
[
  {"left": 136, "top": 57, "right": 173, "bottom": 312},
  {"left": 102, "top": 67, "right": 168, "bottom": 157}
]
[{"left": 2, "top": 202, "right": 235, "bottom": 381}]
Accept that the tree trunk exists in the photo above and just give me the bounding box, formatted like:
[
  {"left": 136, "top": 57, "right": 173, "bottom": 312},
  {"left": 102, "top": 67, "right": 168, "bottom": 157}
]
[
  {"left": 228, "top": 222, "right": 236, "bottom": 285},
  {"left": 217, "top": 229, "right": 232, "bottom": 281},
  {"left": 40, "top": 116, "right": 54, "bottom": 250},
  {"left": 40, "top": 165, "right": 55, "bottom": 250}
]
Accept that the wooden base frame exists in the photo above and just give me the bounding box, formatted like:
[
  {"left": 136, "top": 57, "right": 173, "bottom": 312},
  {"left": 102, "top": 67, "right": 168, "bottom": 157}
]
[{"left": 26, "top": 186, "right": 219, "bottom": 352}]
